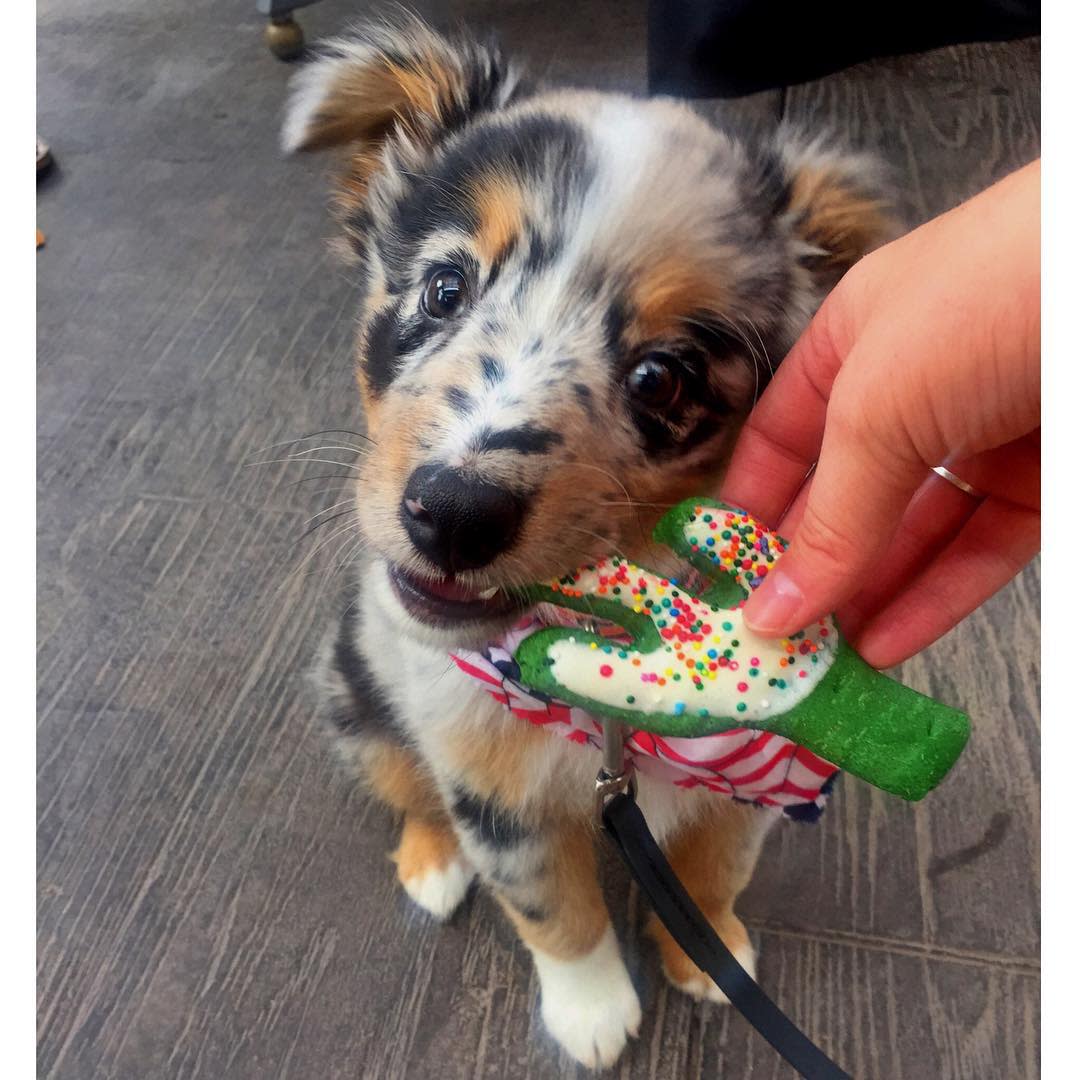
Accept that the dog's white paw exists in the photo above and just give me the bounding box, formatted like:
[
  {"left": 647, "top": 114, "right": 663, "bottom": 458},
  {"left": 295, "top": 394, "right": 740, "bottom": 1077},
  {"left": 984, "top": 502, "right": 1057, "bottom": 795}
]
[
  {"left": 532, "top": 926, "right": 641, "bottom": 1068},
  {"left": 666, "top": 939, "right": 757, "bottom": 1004},
  {"left": 400, "top": 854, "right": 475, "bottom": 920}
]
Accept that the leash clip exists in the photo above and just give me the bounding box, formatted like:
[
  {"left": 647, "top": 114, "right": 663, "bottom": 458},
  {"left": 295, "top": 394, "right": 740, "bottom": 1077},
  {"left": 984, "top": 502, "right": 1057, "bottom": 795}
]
[{"left": 595, "top": 718, "right": 636, "bottom": 822}]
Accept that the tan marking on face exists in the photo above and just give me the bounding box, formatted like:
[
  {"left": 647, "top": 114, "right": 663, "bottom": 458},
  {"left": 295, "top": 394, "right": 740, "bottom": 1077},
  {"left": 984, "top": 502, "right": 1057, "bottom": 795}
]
[
  {"left": 498, "top": 818, "right": 610, "bottom": 960},
  {"left": 628, "top": 254, "right": 735, "bottom": 341},
  {"left": 469, "top": 172, "right": 525, "bottom": 265},
  {"left": 355, "top": 284, "right": 390, "bottom": 418},
  {"left": 380, "top": 396, "right": 435, "bottom": 473},
  {"left": 789, "top": 165, "right": 891, "bottom": 274},
  {"left": 356, "top": 366, "right": 378, "bottom": 418}
]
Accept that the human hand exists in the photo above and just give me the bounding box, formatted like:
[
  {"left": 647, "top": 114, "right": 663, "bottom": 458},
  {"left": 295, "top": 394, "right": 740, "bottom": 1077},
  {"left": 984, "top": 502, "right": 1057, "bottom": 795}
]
[{"left": 719, "top": 160, "right": 1040, "bottom": 668}]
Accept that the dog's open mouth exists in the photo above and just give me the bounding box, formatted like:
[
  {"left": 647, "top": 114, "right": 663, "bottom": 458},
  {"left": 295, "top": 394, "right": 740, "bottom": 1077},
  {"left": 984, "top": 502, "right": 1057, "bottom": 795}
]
[{"left": 388, "top": 564, "right": 527, "bottom": 627}]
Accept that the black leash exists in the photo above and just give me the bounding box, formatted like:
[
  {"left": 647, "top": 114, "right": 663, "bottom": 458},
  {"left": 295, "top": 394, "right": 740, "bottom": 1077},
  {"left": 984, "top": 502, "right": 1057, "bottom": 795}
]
[{"left": 601, "top": 790, "right": 851, "bottom": 1080}]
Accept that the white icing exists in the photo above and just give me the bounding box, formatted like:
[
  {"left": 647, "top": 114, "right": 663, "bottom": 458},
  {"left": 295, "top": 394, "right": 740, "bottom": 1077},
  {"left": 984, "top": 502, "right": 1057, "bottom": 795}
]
[{"left": 544, "top": 507, "right": 839, "bottom": 724}]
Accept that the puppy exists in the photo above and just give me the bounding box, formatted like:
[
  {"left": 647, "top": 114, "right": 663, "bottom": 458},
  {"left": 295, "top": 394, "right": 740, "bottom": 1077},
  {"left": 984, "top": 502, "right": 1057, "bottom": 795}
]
[{"left": 285, "top": 16, "right": 891, "bottom": 1068}]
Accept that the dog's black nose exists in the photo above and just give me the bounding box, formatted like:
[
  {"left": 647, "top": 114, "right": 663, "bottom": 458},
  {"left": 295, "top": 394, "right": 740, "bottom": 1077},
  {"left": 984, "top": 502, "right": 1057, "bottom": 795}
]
[{"left": 401, "top": 464, "right": 526, "bottom": 574}]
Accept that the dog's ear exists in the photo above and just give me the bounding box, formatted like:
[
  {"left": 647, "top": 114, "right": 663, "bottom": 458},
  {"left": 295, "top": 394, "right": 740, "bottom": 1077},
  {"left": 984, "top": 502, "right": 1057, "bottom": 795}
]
[
  {"left": 769, "top": 132, "right": 898, "bottom": 292},
  {"left": 282, "top": 17, "right": 519, "bottom": 220}
]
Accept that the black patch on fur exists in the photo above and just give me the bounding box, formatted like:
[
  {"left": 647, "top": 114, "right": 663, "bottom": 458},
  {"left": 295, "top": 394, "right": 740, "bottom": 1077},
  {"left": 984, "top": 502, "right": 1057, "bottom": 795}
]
[
  {"left": 475, "top": 424, "right": 563, "bottom": 455},
  {"left": 578, "top": 269, "right": 605, "bottom": 304},
  {"left": 444, "top": 385, "right": 473, "bottom": 413},
  {"left": 510, "top": 900, "right": 547, "bottom": 922},
  {"left": 396, "top": 314, "right": 431, "bottom": 357},
  {"left": 328, "top": 606, "right": 400, "bottom": 737},
  {"left": 364, "top": 302, "right": 406, "bottom": 394},
  {"left": 684, "top": 317, "right": 743, "bottom": 361},
  {"left": 346, "top": 206, "right": 375, "bottom": 239},
  {"left": 363, "top": 295, "right": 465, "bottom": 394},
  {"left": 451, "top": 788, "right": 532, "bottom": 849},
  {"left": 603, "top": 297, "right": 629, "bottom": 361},
  {"left": 343, "top": 207, "right": 375, "bottom": 259},
  {"left": 632, "top": 401, "right": 733, "bottom": 459},
  {"left": 572, "top": 382, "right": 594, "bottom": 416},
  {"left": 479, "top": 354, "right": 504, "bottom": 383},
  {"left": 524, "top": 228, "right": 557, "bottom": 273},
  {"left": 485, "top": 252, "right": 506, "bottom": 289},
  {"left": 747, "top": 147, "right": 793, "bottom": 223},
  {"left": 384, "top": 114, "right": 592, "bottom": 280},
  {"left": 686, "top": 314, "right": 778, "bottom": 398}
]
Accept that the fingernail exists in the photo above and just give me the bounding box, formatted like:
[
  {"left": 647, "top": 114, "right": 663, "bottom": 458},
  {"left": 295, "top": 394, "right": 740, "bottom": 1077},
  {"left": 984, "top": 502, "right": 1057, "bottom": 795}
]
[{"left": 744, "top": 571, "right": 805, "bottom": 635}]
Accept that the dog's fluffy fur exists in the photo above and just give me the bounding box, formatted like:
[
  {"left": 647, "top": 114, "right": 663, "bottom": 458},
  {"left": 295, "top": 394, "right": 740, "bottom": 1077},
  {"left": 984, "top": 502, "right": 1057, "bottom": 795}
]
[{"left": 287, "top": 16, "right": 892, "bottom": 1068}]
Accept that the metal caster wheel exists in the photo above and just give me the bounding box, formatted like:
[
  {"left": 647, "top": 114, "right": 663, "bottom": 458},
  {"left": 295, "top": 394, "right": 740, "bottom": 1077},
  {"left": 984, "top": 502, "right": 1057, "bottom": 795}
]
[{"left": 264, "top": 16, "right": 304, "bottom": 61}]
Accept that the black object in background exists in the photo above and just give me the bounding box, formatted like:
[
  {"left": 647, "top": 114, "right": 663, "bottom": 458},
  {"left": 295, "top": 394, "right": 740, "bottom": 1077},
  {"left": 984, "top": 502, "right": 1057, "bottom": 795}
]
[{"left": 648, "top": 0, "right": 1040, "bottom": 98}]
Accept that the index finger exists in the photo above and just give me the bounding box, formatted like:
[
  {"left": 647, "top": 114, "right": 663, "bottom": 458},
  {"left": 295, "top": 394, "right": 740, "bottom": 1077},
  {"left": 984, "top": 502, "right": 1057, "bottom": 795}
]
[{"left": 718, "top": 295, "right": 851, "bottom": 525}]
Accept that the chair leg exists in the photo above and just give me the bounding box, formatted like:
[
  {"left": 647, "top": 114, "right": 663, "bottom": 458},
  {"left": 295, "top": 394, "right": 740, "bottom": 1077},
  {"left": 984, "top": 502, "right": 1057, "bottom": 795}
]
[{"left": 264, "top": 15, "right": 304, "bottom": 61}]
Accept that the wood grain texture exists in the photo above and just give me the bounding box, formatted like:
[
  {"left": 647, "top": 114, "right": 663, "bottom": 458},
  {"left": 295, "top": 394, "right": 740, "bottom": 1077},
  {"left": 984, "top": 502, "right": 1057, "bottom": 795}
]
[{"left": 37, "top": 1, "right": 1039, "bottom": 1076}]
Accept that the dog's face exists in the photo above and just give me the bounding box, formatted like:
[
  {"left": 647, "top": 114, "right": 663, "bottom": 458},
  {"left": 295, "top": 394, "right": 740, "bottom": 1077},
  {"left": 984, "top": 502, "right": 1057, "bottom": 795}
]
[{"left": 285, "top": 19, "right": 890, "bottom": 643}]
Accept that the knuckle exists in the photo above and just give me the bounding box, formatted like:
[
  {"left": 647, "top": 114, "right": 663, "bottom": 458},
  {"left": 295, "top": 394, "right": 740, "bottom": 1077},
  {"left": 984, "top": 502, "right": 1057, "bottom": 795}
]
[{"left": 792, "top": 507, "right": 859, "bottom": 580}]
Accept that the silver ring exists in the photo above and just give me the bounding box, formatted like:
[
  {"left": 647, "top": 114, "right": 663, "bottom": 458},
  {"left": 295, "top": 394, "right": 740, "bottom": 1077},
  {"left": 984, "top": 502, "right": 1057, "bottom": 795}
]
[{"left": 932, "top": 465, "right": 986, "bottom": 499}]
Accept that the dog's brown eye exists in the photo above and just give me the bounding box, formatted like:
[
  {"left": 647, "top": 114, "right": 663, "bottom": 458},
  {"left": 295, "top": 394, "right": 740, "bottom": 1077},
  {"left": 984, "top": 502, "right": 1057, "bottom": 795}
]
[
  {"left": 422, "top": 268, "right": 469, "bottom": 319},
  {"left": 627, "top": 354, "right": 681, "bottom": 410}
]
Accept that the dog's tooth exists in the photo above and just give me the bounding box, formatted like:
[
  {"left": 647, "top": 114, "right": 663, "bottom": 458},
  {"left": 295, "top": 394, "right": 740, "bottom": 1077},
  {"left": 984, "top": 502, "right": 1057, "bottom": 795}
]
[{"left": 478, "top": 586, "right": 499, "bottom": 600}]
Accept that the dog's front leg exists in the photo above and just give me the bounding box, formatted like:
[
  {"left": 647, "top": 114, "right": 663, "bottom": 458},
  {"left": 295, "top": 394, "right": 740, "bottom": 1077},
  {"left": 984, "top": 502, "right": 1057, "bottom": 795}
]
[{"left": 448, "top": 790, "right": 641, "bottom": 1068}]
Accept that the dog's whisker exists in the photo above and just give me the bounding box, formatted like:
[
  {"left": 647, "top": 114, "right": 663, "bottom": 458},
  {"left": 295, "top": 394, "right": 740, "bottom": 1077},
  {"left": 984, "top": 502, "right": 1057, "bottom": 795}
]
[
  {"left": 332, "top": 535, "right": 368, "bottom": 576},
  {"left": 248, "top": 428, "right": 376, "bottom": 458},
  {"left": 303, "top": 498, "right": 358, "bottom": 528},
  {"left": 594, "top": 498, "right": 674, "bottom": 506},
  {"left": 248, "top": 445, "right": 370, "bottom": 469},
  {"left": 560, "top": 462, "right": 634, "bottom": 509},
  {"left": 302, "top": 486, "right": 355, "bottom": 502},
  {"left": 286, "top": 473, "right": 358, "bottom": 488},
  {"left": 739, "top": 313, "right": 775, "bottom": 378},
  {"left": 316, "top": 534, "right": 368, "bottom": 594},
  {"left": 280, "top": 520, "right": 365, "bottom": 590},
  {"left": 279, "top": 444, "right": 369, "bottom": 459},
  {"left": 562, "top": 524, "right": 625, "bottom": 558},
  {"left": 297, "top": 508, "right": 360, "bottom": 543},
  {"left": 248, "top": 456, "right": 364, "bottom": 472}
]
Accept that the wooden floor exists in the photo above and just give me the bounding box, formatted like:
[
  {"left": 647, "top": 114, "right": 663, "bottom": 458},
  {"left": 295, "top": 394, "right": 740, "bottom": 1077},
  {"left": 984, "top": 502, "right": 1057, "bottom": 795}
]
[{"left": 37, "top": 2, "right": 1040, "bottom": 1077}]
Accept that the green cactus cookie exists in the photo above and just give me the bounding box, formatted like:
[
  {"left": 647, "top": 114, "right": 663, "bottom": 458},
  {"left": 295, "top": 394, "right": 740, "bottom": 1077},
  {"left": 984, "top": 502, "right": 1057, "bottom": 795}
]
[{"left": 515, "top": 498, "right": 970, "bottom": 801}]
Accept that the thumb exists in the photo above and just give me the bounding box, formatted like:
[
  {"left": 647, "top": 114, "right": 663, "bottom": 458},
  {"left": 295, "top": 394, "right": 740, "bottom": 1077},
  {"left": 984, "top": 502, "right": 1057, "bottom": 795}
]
[{"left": 742, "top": 364, "right": 929, "bottom": 640}]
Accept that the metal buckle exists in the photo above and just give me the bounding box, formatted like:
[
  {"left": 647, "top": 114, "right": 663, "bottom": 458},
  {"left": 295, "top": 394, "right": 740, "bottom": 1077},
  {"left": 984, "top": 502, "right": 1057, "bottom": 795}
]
[
  {"left": 595, "top": 766, "right": 636, "bottom": 821},
  {"left": 595, "top": 718, "right": 636, "bottom": 822}
]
